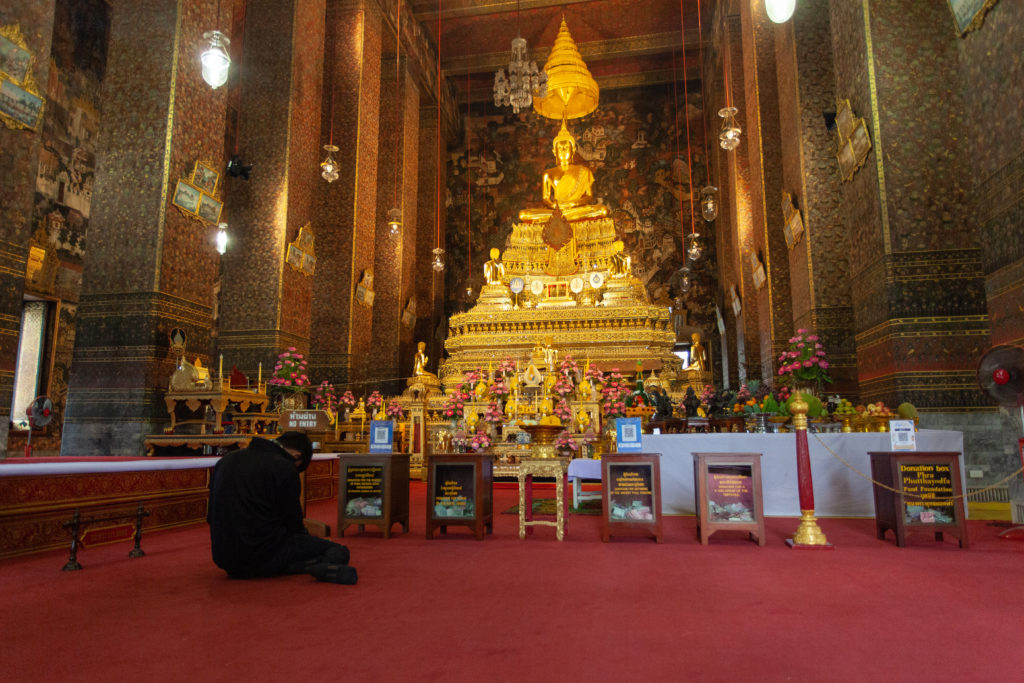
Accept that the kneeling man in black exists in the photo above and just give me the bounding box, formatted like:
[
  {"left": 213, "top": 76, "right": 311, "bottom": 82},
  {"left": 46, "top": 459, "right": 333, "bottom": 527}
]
[{"left": 208, "top": 431, "right": 356, "bottom": 584}]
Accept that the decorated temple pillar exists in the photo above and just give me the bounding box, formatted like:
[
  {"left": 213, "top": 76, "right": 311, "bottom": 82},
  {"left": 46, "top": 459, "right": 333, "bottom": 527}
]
[
  {"left": 62, "top": 0, "right": 228, "bottom": 455},
  {"left": 370, "top": 56, "right": 408, "bottom": 392},
  {"left": 739, "top": 0, "right": 793, "bottom": 380},
  {"left": 414, "top": 105, "right": 446, "bottom": 376},
  {"left": 715, "top": 9, "right": 761, "bottom": 383},
  {"left": 309, "top": 0, "right": 382, "bottom": 389},
  {"left": 829, "top": 1, "right": 988, "bottom": 412},
  {"left": 396, "top": 65, "right": 421, "bottom": 379},
  {"left": 0, "top": 2, "right": 56, "bottom": 456},
  {"left": 217, "top": 0, "right": 325, "bottom": 384},
  {"left": 772, "top": 1, "right": 857, "bottom": 396}
]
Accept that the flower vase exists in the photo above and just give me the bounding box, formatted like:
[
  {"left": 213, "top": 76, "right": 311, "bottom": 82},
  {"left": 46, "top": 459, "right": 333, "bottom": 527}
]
[{"left": 281, "top": 392, "right": 308, "bottom": 410}]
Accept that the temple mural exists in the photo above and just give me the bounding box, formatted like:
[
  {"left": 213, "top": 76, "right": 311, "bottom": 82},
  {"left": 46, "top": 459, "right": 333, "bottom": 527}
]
[
  {"left": 22, "top": 0, "right": 108, "bottom": 452},
  {"left": 444, "top": 83, "right": 714, "bottom": 326}
]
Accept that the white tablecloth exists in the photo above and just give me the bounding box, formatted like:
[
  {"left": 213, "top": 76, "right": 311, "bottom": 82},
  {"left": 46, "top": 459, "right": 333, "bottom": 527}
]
[
  {"left": 642, "top": 430, "right": 964, "bottom": 517},
  {"left": 565, "top": 431, "right": 965, "bottom": 518}
]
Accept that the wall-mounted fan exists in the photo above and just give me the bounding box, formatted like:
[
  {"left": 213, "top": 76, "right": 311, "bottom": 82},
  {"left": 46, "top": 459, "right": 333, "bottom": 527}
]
[
  {"left": 977, "top": 345, "right": 1024, "bottom": 539},
  {"left": 24, "top": 396, "right": 53, "bottom": 458}
]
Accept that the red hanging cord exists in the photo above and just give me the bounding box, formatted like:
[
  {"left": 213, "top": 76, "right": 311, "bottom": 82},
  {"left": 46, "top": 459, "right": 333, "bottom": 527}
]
[
  {"left": 696, "top": 0, "right": 710, "bottom": 173},
  {"left": 466, "top": 72, "right": 472, "bottom": 283},
  {"left": 671, "top": 47, "right": 685, "bottom": 251},
  {"left": 680, "top": 0, "right": 696, "bottom": 238},
  {"left": 436, "top": 0, "right": 441, "bottom": 250},
  {"left": 393, "top": 0, "right": 401, "bottom": 215}
]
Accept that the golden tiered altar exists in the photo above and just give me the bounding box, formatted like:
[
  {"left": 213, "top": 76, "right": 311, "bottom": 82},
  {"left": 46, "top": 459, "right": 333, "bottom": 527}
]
[{"left": 440, "top": 19, "right": 681, "bottom": 384}]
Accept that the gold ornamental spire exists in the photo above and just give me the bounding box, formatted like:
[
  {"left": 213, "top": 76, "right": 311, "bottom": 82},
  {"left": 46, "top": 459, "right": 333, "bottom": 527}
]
[{"left": 533, "top": 18, "right": 599, "bottom": 121}]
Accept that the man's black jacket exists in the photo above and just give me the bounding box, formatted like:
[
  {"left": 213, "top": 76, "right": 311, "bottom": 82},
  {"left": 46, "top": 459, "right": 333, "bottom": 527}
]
[{"left": 207, "top": 437, "right": 306, "bottom": 575}]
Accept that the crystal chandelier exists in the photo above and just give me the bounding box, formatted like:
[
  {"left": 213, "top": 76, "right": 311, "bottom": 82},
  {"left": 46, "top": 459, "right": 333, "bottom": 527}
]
[
  {"left": 320, "top": 144, "right": 339, "bottom": 183},
  {"left": 493, "top": 38, "right": 548, "bottom": 114},
  {"left": 700, "top": 186, "right": 719, "bottom": 221},
  {"left": 719, "top": 107, "right": 742, "bottom": 150},
  {"left": 431, "top": 247, "right": 446, "bottom": 272},
  {"left": 493, "top": 2, "right": 548, "bottom": 115},
  {"left": 201, "top": 31, "right": 231, "bottom": 89}
]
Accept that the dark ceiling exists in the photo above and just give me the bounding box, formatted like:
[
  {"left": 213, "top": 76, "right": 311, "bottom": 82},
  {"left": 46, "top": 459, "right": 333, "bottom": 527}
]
[{"left": 409, "top": 0, "right": 709, "bottom": 102}]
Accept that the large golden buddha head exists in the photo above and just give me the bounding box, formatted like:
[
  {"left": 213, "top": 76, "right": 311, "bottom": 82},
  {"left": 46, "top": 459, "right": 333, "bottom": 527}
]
[{"left": 552, "top": 119, "right": 577, "bottom": 160}]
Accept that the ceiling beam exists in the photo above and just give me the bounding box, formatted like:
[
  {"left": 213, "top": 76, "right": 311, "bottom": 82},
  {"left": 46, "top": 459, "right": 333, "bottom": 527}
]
[{"left": 412, "top": 0, "right": 596, "bottom": 22}]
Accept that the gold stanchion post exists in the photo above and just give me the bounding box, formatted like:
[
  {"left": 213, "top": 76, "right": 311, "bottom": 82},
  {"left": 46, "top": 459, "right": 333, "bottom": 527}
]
[{"left": 787, "top": 396, "right": 833, "bottom": 549}]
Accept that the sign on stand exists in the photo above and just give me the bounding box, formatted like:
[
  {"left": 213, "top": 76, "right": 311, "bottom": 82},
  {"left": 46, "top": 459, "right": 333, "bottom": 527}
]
[{"left": 280, "top": 410, "right": 330, "bottom": 432}]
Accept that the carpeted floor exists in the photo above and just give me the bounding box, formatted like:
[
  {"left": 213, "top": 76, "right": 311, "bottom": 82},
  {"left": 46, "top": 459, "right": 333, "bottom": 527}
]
[{"left": 2, "top": 481, "right": 1023, "bottom": 682}]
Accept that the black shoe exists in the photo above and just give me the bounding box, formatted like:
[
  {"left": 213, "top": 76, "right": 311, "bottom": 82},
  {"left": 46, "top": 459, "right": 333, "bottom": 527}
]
[
  {"left": 309, "top": 563, "right": 358, "bottom": 585},
  {"left": 323, "top": 544, "right": 350, "bottom": 566}
]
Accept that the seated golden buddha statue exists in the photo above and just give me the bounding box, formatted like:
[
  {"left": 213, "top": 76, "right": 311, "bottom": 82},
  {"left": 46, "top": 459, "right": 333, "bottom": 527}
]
[
  {"left": 483, "top": 247, "right": 505, "bottom": 285},
  {"left": 413, "top": 341, "right": 437, "bottom": 378},
  {"left": 609, "top": 240, "right": 631, "bottom": 278},
  {"left": 518, "top": 119, "right": 609, "bottom": 225}
]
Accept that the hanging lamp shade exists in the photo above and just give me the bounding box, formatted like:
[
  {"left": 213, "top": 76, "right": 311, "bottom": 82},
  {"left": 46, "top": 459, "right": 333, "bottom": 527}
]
[{"left": 533, "top": 19, "right": 599, "bottom": 121}]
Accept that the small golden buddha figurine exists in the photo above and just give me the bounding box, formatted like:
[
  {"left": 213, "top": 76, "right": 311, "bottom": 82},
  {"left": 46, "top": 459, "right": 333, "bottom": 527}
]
[
  {"left": 689, "top": 332, "right": 707, "bottom": 372},
  {"left": 413, "top": 341, "right": 437, "bottom": 378},
  {"left": 518, "top": 119, "right": 609, "bottom": 224},
  {"left": 483, "top": 247, "right": 505, "bottom": 285},
  {"left": 609, "top": 240, "right": 631, "bottom": 278}
]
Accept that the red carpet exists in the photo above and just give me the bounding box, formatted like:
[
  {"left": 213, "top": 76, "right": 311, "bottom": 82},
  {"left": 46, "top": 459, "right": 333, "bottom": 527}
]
[{"left": 2, "top": 482, "right": 1023, "bottom": 682}]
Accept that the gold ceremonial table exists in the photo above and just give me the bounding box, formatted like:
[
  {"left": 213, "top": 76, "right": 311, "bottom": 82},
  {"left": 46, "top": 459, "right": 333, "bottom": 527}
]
[
  {"left": 163, "top": 387, "right": 269, "bottom": 434},
  {"left": 517, "top": 457, "right": 570, "bottom": 541}
]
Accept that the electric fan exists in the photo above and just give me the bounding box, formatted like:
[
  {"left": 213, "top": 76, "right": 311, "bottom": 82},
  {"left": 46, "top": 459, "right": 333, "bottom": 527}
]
[
  {"left": 24, "top": 396, "right": 53, "bottom": 458},
  {"left": 977, "top": 345, "right": 1024, "bottom": 539}
]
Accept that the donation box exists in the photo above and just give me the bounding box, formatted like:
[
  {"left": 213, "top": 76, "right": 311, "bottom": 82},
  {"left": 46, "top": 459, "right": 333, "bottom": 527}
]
[
  {"left": 336, "top": 453, "right": 410, "bottom": 538},
  {"left": 868, "top": 451, "right": 968, "bottom": 548},
  {"left": 601, "top": 453, "right": 663, "bottom": 543},
  {"left": 692, "top": 452, "right": 765, "bottom": 546},
  {"left": 425, "top": 453, "right": 494, "bottom": 541}
]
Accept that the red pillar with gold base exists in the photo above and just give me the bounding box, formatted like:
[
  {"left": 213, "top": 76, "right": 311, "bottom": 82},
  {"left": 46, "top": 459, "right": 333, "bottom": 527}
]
[{"left": 786, "top": 397, "right": 833, "bottom": 549}]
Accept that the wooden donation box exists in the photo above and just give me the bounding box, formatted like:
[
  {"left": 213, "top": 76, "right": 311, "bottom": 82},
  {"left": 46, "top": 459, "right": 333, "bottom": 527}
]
[
  {"left": 336, "top": 453, "right": 410, "bottom": 539},
  {"left": 868, "top": 451, "right": 968, "bottom": 548},
  {"left": 601, "top": 453, "right": 663, "bottom": 543},
  {"left": 425, "top": 453, "right": 493, "bottom": 541},
  {"left": 692, "top": 452, "right": 765, "bottom": 546}
]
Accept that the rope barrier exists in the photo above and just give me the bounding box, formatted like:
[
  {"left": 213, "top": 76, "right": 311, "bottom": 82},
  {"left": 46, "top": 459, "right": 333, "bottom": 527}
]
[{"left": 809, "top": 430, "right": 1023, "bottom": 502}]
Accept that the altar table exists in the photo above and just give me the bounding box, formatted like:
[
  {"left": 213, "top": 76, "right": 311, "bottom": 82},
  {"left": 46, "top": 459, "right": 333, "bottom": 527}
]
[{"left": 643, "top": 430, "right": 964, "bottom": 518}]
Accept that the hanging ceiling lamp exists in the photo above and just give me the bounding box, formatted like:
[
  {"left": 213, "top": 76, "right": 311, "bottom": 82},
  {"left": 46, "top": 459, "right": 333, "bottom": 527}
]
[
  {"left": 201, "top": 30, "right": 231, "bottom": 89},
  {"left": 321, "top": 82, "right": 339, "bottom": 182},
  {"left": 765, "top": 0, "right": 797, "bottom": 24},
  {"left": 493, "top": 0, "right": 548, "bottom": 114},
  {"left": 700, "top": 185, "right": 719, "bottom": 221},
  {"left": 387, "top": 0, "right": 404, "bottom": 237},
  {"left": 432, "top": 0, "right": 445, "bottom": 273},
  {"left": 532, "top": 18, "right": 598, "bottom": 121},
  {"left": 216, "top": 222, "right": 228, "bottom": 254},
  {"left": 687, "top": 232, "right": 703, "bottom": 261},
  {"left": 719, "top": 106, "right": 741, "bottom": 150}
]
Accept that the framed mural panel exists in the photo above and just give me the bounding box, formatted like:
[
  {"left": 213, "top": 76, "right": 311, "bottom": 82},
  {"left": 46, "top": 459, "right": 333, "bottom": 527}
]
[
  {"left": 781, "top": 192, "right": 804, "bottom": 249},
  {"left": 172, "top": 179, "right": 201, "bottom": 214},
  {"left": 0, "top": 33, "right": 31, "bottom": 83},
  {"left": 191, "top": 161, "right": 220, "bottom": 195},
  {"left": 947, "top": 0, "right": 998, "bottom": 35},
  {"left": 197, "top": 194, "right": 222, "bottom": 224}
]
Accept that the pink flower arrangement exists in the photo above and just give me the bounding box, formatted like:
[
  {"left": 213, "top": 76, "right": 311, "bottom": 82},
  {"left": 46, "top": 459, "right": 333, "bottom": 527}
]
[
  {"left": 483, "top": 401, "right": 504, "bottom": 425},
  {"left": 553, "top": 398, "right": 573, "bottom": 424},
  {"left": 777, "top": 329, "right": 832, "bottom": 391},
  {"left": 600, "top": 368, "right": 630, "bottom": 418},
  {"left": 366, "top": 391, "right": 384, "bottom": 410},
  {"left": 559, "top": 354, "right": 580, "bottom": 377},
  {"left": 442, "top": 393, "right": 466, "bottom": 420},
  {"left": 552, "top": 373, "right": 576, "bottom": 398},
  {"left": 268, "top": 348, "right": 309, "bottom": 391},
  {"left": 469, "top": 429, "right": 491, "bottom": 451},
  {"left": 385, "top": 399, "right": 404, "bottom": 420},
  {"left": 312, "top": 381, "right": 336, "bottom": 409},
  {"left": 554, "top": 429, "right": 579, "bottom": 456},
  {"left": 489, "top": 375, "right": 510, "bottom": 401},
  {"left": 585, "top": 364, "right": 605, "bottom": 384},
  {"left": 339, "top": 391, "right": 356, "bottom": 408},
  {"left": 496, "top": 358, "right": 517, "bottom": 376}
]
